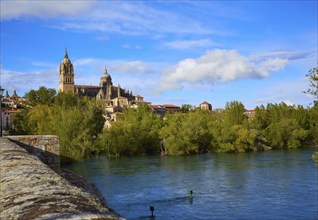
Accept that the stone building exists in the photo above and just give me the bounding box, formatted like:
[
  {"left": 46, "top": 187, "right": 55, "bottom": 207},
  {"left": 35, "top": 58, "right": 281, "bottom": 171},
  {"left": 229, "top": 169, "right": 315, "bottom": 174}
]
[
  {"left": 200, "top": 101, "right": 212, "bottom": 111},
  {"left": 58, "top": 50, "right": 146, "bottom": 112},
  {"left": 1, "top": 90, "right": 24, "bottom": 134},
  {"left": 59, "top": 51, "right": 75, "bottom": 93}
]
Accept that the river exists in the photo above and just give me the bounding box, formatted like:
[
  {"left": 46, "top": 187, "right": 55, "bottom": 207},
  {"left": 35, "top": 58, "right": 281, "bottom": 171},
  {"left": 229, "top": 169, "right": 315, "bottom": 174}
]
[{"left": 63, "top": 149, "right": 318, "bottom": 220}]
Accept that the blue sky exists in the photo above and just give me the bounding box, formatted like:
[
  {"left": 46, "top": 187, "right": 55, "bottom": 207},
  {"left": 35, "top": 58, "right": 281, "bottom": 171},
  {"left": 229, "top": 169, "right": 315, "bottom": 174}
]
[{"left": 0, "top": 0, "right": 317, "bottom": 109}]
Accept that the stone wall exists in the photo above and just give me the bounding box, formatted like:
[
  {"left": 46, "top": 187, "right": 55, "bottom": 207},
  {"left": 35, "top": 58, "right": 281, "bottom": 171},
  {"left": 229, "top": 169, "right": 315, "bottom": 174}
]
[
  {"left": 7, "top": 135, "right": 60, "bottom": 170},
  {"left": 0, "top": 137, "right": 123, "bottom": 220}
]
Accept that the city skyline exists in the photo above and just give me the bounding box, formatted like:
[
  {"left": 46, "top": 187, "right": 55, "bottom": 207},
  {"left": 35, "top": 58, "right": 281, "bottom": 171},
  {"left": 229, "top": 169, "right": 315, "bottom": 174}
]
[{"left": 1, "top": 1, "right": 317, "bottom": 109}]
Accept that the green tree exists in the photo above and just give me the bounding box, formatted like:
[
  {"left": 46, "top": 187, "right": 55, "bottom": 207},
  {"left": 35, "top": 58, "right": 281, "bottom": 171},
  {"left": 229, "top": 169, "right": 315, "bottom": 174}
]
[
  {"left": 308, "top": 102, "right": 318, "bottom": 146},
  {"left": 25, "top": 86, "right": 56, "bottom": 106},
  {"left": 15, "top": 89, "right": 106, "bottom": 160},
  {"left": 224, "top": 101, "right": 248, "bottom": 126},
  {"left": 28, "top": 104, "right": 55, "bottom": 134},
  {"left": 304, "top": 67, "right": 318, "bottom": 99},
  {"left": 9, "top": 109, "right": 33, "bottom": 135},
  {"left": 265, "top": 118, "right": 308, "bottom": 149},
  {"left": 54, "top": 92, "right": 78, "bottom": 108},
  {"left": 312, "top": 152, "right": 318, "bottom": 163},
  {"left": 180, "top": 104, "right": 192, "bottom": 113},
  {"left": 159, "top": 111, "right": 213, "bottom": 155},
  {"left": 304, "top": 66, "right": 318, "bottom": 162},
  {"left": 98, "top": 105, "right": 163, "bottom": 157},
  {"left": 252, "top": 105, "right": 269, "bottom": 130}
]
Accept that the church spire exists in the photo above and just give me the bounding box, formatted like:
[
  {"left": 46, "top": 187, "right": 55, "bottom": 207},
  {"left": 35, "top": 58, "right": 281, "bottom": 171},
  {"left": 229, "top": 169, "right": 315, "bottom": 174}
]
[
  {"left": 5, "top": 90, "right": 9, "bottom": 98},
  {"left": 104, "top": 66, "right": 108, "bottom": 75},
  {"left": 64, "top": 48, "right": 68, "bottom": 59}
]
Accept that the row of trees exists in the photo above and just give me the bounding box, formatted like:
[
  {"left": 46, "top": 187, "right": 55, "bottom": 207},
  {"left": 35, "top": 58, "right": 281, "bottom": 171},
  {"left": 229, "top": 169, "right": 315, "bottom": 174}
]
[
  {"left": 10, "top": 88, "right": 318, "bottom": 160},
  {"left": 99, "top": 101, "right": 317, "bottom": 157},
  {"left": 10, "top": 67, "right": 318, "bottom": 160}
]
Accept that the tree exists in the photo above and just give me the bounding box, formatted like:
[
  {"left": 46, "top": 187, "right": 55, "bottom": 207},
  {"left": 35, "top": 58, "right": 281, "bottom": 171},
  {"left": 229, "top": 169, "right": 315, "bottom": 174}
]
[
  {"left": 28, "top": 104, "right": 55, "bottom": 134},
  {"left": 224, "top": 101, "right": 247, "bottom": 126},
  {"left": 9, "top": 109, "right": 33, "bottom": 135},
  {"left": 265, "top": 118, "right": 307, "bottom": 149},
  {"left": 180, "top": 104, "right": 192, "bottom": 113},
  {"left": 25, "top": 86, "right": 56, "bottom": 106},
  {"left": 54, "top": 92, "right": 78, "bottom": 108},
  {"left": 304, "top": 66, "right": 318, "bottom": 163},
  {"left": 252, "top": 105, "right": 269, "bottom": 130},
  {"left": 304, "top": 67, "right": 318, "bottom": 99},
  {"left": 97, "top": 106, "right": 163, "bottom": 157}
]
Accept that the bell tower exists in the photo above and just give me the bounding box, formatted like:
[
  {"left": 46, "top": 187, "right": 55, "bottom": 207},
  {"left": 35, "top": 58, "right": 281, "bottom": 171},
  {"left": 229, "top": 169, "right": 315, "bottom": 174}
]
[{"left": 59, "top": 49, "right": 74, "bottom": 93}]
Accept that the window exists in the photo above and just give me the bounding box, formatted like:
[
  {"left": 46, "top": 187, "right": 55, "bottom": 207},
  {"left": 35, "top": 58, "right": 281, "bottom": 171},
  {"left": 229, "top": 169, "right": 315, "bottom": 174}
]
[{"left": 6, "top": 117, "right": 9, "bottom": 129}]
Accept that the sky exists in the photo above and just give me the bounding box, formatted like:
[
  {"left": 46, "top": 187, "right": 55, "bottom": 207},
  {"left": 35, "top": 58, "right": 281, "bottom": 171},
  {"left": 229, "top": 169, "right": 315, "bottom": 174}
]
[{"left": 0, "top": 0, "right": 317, "bottom": 109}]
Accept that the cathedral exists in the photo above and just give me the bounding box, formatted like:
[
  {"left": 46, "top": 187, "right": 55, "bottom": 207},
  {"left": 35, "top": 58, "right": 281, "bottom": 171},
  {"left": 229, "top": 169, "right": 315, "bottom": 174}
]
[{"left": 58, "top": 50, "right": 146, "bottom": 113}]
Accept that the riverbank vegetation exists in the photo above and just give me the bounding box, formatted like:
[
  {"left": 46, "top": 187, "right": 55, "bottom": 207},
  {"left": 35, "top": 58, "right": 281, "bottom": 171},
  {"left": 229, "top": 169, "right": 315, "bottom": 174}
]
[
  {"left": 100, "top": 101, "right": 318, "bottom": 157},
  {"left": 10, "top": 88, "right": 318, "bottom": 159},
  {"left": 10, "top": 89, "right": 105, "bottom": 159},
  {"left": 10, "top": 67, "right": 318, "bottom": 160}
]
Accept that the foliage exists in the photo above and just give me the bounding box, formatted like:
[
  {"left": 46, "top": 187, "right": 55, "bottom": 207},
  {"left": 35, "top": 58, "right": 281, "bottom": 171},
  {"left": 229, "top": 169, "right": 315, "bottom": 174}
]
[
  {"left": 25, "top": 86, "right": 56, "bottom": 106},
  {"left": 180, "top": 104, "right": 192, "bottom": 113},
  {"left": 10, "top": 109, "right": 33, "bottom": 135},
  {"left": 159, "top": 101, "right": 315, "bottom": 156},
  {"left": 96, "top": 105, "right": 163, "bottom": 157},
  {"left": 265, "top": 119, "right": 307, "bottom": 149},
  {"left": 10, "top": 88, "right": 105, "bottom": 160},
  {"left": 11, "top": 86, "right": 317, "bottom": 159},
  {"left": 312, "top": 152, "right": 318, "bottom": 163},
  {"left": 224, "top": 101, "right": 248, "bottom": 126},
  {"left": 304, "top": 67, "right": 318, "bottom": 99},
  {"left": 54, "top": 92, "right": 78, "bottom": 108},
  {"left": 304, "top": 66, "right": 318, "bottom": 162}
]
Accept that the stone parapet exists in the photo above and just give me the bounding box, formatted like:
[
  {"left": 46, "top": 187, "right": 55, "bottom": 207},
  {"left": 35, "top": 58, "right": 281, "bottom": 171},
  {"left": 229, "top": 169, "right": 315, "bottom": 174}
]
[
  {"left": 0, "top": 137, "right": 123, "bottom": 220},
  {"left": 7, "top": 135, "right": 60, "bottom": 170}
]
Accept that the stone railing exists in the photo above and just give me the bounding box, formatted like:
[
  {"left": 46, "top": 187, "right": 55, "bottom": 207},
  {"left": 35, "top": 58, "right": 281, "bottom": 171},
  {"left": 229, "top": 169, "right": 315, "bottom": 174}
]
[
  {"left": 7, "top": 135, "right": 60, "bottom": 171},
  {"left": 0, "top": 137, "right": 123, "bottom": 220}
]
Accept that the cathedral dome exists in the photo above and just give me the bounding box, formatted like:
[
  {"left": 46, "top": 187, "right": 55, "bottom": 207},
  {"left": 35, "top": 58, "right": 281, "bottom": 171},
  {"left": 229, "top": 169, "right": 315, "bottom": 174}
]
[
  {"left": 99, "top": 67, "right": 112, "bottom": 88},
  {"left": 101, "top": 67, "right": 111, "bottom": 79},
  {"left": 62, "top": 50, "right": 71, "bottom": 64}
]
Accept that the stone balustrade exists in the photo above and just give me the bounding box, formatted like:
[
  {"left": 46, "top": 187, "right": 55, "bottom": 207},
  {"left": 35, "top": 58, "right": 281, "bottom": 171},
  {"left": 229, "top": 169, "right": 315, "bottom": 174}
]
[
  {"left": 0, "top": 137, "right": 123, "bottom": 220},
  {"left": 7, "top": 135, "right": 60, "bottom": 171}
]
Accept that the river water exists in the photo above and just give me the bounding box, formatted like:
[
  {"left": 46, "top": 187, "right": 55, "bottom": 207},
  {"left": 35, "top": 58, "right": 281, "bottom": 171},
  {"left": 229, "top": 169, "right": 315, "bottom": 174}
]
[{"left": 63, "top": 149, "right": 318, "bottom": 220}]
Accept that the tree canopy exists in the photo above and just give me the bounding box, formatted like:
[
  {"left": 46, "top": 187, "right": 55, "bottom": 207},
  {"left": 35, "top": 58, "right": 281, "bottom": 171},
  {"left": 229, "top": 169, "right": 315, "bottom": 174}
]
[{"left": 10, "top": 86, "right": 318, "bottom": 160}]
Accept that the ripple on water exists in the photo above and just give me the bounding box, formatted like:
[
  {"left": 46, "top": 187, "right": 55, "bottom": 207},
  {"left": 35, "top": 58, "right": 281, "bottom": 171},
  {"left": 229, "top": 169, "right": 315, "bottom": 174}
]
[{"left": 63, "top": 149, "right": 318, "bottom": 220}]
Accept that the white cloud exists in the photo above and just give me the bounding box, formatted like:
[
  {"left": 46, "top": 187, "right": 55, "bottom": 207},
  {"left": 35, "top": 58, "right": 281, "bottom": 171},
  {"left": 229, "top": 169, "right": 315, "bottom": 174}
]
[
  {"left": 164, "top": 39, "right": 219, "bottom": 50},
  {"left": 282, "top": 100, "right": 295, "bottom": 106},
  {"left": 260, "top": 58, "right": 289, "bottom": 72},
  {"left": 1, "top": 68, "right": 58, "bottom": 95},
  {"left": 0, "top": 1, "right": 96, "bottom": 20},
  {"left": 159, "top": 49, "right": 289, "bottom": 91}
]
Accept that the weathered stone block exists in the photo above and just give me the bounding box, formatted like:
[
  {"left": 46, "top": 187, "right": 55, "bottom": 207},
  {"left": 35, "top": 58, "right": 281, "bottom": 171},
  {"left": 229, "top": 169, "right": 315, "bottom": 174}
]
[{"left": 7, "top": 135, "right": 61, "bottom": 170}]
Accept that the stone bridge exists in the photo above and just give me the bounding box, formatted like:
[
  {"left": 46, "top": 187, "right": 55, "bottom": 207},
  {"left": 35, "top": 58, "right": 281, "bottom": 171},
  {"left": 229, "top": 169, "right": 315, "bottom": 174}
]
[{"left": 0, "top": 136, "right": 123, "bottom": 220}]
